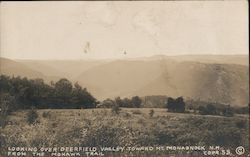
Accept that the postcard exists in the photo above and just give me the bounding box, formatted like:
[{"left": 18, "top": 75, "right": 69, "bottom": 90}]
[{"left": 0, "top": 1, "right": 249, "bottom": 157}]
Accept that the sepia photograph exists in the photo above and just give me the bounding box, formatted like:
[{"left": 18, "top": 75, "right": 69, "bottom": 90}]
[{"left": 0, "top": 1, "right": 249, "bottom": 157}]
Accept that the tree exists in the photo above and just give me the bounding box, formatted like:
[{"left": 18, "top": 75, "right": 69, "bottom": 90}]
[
  {"left": 166, "top": 97, "right": 185, "bottom": 113},
  {"left": 198, "top": 104, "right": 218, "bottom": 115},
  {"left": 121, "top": 98, "right": 131, "bottom": 108},
  {"left": 131, "top": 96, "right": 142, "bottom": 108},
  {"left": 115, "top": 97, "right": 123, "bottom": 107},
  {"left": 206, "top": 104, "right": 216, "bottom": 115},
  {"left": 222, "top": 105, "right": 234, "bottom": 117},
  {"left": 198, "top": 106, "right": 208, "bottom": 115},
  {"left": 0, "top": 93, "right": 16, "bottom": 114},
  {"left": 0, "top": 93, "right": 17, "bottom": 127},
  {"left": 0, "top": 75, "right": 12, "bottom": 93},
  {"left": 54, "top": 78, "right": 73, "bottom": 107},
  {"left": 0, "top": 75, "right": 97, "bottom": 109},
  {"left": 100, "top": 99, "right": 115, "bottom": 108},
  {"left": 175, "top": 97, "right": 185, "bottom": 112},
  {"left": 166, "top": 97, "right": 175, "bottom": 112},
  {"left": 55, "top": 78, "right": 73, "bottom": 98},
  {"left": 71, "top": 82, "right": 97, "bottom": 109}
]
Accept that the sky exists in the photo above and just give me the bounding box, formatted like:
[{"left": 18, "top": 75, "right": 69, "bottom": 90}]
[{"left": 0, "top": 1, "right": 249, "bottom": 60}]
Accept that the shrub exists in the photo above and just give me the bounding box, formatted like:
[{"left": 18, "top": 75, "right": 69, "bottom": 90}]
[
  {"left": 149, "top": 109, "right": 154, "bottom": 117},
  {"left": 132, "top": 110, "right": 142, "bottom": 115},
  {"left": 123, "top": 112, "right": 131, "bottom": 118},
  {"left": 27, "top": 108, "right": 39, "bottom": 125},
  {"left": 157, "top": 117, "right": 166, "bottom": 125},
  {"left": 112, "top": 104, "right": 121, "bottom": 114},
  {"left": 42, "top": 111, "right": 51, "bottom": 118},
  {"left": 236, "top": 120, "right": 246, "bottom": 129}
]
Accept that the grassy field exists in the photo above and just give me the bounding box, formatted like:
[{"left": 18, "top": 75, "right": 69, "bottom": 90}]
[{"left": 0, "top": 108, "right": 249, "bottom": 157}]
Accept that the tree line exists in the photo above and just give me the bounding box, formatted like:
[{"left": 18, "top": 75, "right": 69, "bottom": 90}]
[
  {"left": 0, "top": 75, "right": 97, "bottom": 112},
  {"left": 99, "top": 96, "right": 142, "bottom": 108},
  {"left": 166, "top": 97, "right": 247, "bottom": 117},
  {"left": 0, "top": 74, "right": 247, "bottom": 117}
]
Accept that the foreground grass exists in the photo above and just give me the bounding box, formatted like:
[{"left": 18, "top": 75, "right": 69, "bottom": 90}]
[{"left": 0, "top": 108, "right": 249, "bottom": 157}]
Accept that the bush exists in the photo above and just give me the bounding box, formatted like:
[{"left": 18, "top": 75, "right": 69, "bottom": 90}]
[
  {"left": 42, "top": 111, "right": 51, "bottom": 118},
  {"left": 236, "top": 120, "right": 246, "bottom": 129},
  {"left": 27, "top": 108, "right": 39, "bottom": 125},
  {"left": 123, "top": 112, "right": 131, "bottom": 118},
  {"left": 112, "top": 104, "right": 121, "bottom": 115},
  {"left": 149, "top": 109, "right": 155, "bottom": 117},
  {"left": 132, "top": 110, "right": 142, "bottom": 115}
]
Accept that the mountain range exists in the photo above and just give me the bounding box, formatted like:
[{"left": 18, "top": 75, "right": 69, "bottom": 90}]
[{"left": 0, "top": 55, "right": 249, "bottom": 106}]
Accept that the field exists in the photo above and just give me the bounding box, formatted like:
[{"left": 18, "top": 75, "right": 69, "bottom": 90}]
[{"left": 0, "top": 108, "right": 249, "bottom": 157}]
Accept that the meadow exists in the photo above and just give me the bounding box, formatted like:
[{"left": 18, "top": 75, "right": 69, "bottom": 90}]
[{"left": 0, "top": 108, "right": 249, "bottom": 157}]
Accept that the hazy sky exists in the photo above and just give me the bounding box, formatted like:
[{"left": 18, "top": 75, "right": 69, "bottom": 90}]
[{"left": 0, "top": 1, "right": 248, "bottom": 60}]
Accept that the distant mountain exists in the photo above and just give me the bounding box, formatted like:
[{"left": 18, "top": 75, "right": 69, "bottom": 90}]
[
  {"left": 18, "top": 60, "right": 106, "bottom": 81},
  {"left": 133, "top": 61, "right": 249, "bottom": 106},
  {"left": 0, "top": 58, "right": 46, "bottom": 79},
  {"left": 76, "top": 60, "right": 168, "bottom": 99},
  {"left": 138, "top": 55, "right": 249, "bottom": 66},
  {"left": 1, "top": 55, "right": 249, "bottom": 106},
  {"left": 77, "top": 59, "right": 249, "bottom": 106}
]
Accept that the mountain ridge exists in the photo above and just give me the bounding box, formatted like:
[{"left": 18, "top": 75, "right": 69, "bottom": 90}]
[{"left": 0, "top": 55, "right": 248, "bottom": 106}]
